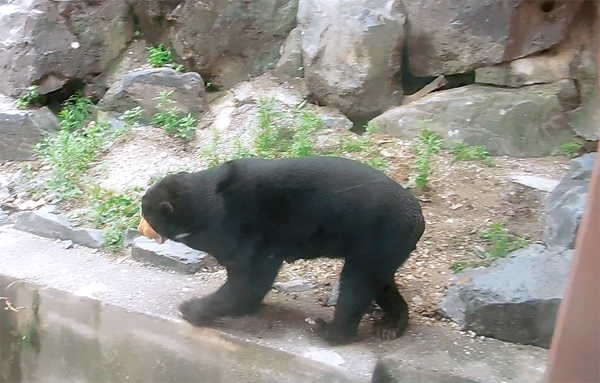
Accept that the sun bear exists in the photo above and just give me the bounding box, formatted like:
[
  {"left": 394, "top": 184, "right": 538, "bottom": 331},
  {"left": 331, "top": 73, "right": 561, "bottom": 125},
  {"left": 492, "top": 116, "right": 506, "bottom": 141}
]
[{"left": 139, "top": 156, "right": 425, "bottom": 344}]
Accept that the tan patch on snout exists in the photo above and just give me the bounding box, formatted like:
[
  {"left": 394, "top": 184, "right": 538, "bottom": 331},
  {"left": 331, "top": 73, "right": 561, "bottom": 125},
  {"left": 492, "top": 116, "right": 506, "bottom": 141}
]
[{"left": 138, "top": 217, "right": 165, "bottom": 244}]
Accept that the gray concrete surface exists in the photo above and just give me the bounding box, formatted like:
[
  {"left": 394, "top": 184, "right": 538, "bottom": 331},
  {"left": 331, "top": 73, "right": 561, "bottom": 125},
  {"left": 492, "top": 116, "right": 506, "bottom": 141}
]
[{"left": 0, "top": 226, "right": 549, "bottom": 382}]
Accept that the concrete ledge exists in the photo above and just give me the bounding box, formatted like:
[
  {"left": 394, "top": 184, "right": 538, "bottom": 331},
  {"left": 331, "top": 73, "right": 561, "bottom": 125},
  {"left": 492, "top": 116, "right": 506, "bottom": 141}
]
[{"left": 0, "top": 227, "right": 549, "bottom": 382}]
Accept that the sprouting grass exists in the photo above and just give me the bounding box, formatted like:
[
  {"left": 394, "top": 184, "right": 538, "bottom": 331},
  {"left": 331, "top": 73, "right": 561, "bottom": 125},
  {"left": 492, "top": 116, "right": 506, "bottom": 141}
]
[
  {"left": 197, "top": 96, "right": 388, "bottom": 172},
  {"left": 338, "top": 135, "right": 371, "bottom": 153},
  {"left": 147, "top": 44, "right": 174, "bottom": 68},
  {"left": 451, "top": 140, "right": 494, "bottom": 167},
  {"left": 16, "top": 86, "right": 40, "bottom": 109},
  {"left": 478, "top": 221, "right": 530, "bottom": 259},
  {"left": 151, "top": 91, "right": 197, "bottom": 139},
  {"left": 59, "top": 93, "right": 95, "bottom": 133},
  {"left": 120, "top": 106, "right": 143, "bottom": 127},
  {"left": 412, "top": 125, "right": 443, "bottom": 188},
  {"left": 450, "top": 262, "right": 469, "bottom": 274},
  {"left": 75, "top": 185, "right": 144, "bottom": 252},
  {"left": 34, "top": 121, "right": 107, "bottom": 201},
  {"left": 560, "top": 141, "right": 582, "bottom": 158}
]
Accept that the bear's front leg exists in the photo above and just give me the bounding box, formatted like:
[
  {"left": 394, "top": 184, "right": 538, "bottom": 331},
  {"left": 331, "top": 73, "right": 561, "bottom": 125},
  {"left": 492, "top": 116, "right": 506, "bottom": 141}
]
[{"left": 180, "top": 254, "right": 283, "bottom": 326}]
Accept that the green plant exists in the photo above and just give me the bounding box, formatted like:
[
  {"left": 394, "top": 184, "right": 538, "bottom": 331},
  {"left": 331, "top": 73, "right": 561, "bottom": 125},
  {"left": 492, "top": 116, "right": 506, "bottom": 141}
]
[
  {"left": 479, "top": 222, "right": 530, "bottom": 259},
  {"left": 365, "top": 120, "right": 379, "bottom": 134},
  {"left": 16, "top": 86, "right": 39, "bottom": 109},
  {"left": 560, "top": 141, "right": 582, "bottom": 158},
  {"left": 120, "top": 106, "right": 143, "bottom": 127},
  {"left": 147, "top": 44, "right": 174, "bottom": 68},
  {"left": 79, "top": 185, "right": 144, "bottom": 252},
  {"left": 59, "top": 93, "right": 94, "bottom": 133},
  {"left": 199, "top": 128, "right": 224, "bottom": 167},
  {"left": 152, "top": 91, "right": 197, "bottom": 139},
  {"left": 451, "top": 140, "right": 494, "bottom": 167},
  {"left": 450, "top": 262, "right": 469, "bottom": 274},
  {"left": 366, "top": 156, "right": 388, "bottom": 171},
  {"left": 412, "top": 126, "right": 443, "bottom": 188},
  {"left": 338, "top": 135, "right": 371, "bottom": 153},
  {"left": 34, "top": 121, "right": 107, "bottom": 200},
  {"left": 288, "top": 111, "right": 322, "bottom": 157}
]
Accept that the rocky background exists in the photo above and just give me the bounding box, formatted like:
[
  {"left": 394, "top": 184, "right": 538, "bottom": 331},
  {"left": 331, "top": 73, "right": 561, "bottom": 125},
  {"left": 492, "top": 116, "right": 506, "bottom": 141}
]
[{"left": 0, "top": 0, "right": 598, "bottom": 350}]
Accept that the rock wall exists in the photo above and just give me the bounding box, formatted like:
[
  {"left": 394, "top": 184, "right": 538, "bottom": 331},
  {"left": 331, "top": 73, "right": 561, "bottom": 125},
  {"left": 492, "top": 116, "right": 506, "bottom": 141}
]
[{"left": 0, "top": 0, "right": 598, "bottom": 158}]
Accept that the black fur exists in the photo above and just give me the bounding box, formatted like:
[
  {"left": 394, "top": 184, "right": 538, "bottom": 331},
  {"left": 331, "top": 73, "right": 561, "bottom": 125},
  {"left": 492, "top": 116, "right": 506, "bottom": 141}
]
[{"left": 141, "top": 156, "right": 425, "bottom": 344}]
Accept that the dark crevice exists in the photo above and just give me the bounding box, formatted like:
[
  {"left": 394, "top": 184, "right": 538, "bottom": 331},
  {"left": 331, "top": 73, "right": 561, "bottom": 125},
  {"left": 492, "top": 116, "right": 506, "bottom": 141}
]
[
  {"left": 540, "top": 0, "right": 556, "bottom": 13},
  {"left": 349, "top": 113, "right": 380, "bottom": 134},
  {"left": 39, "top": 79, "right": 87, "bottom": 113}
]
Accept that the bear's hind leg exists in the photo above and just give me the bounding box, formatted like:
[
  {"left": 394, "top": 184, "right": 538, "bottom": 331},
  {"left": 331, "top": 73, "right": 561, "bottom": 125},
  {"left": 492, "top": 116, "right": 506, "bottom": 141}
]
[
  {"left": 372, "top": 278, "right": 409, "bottom": 340},
  {"left": 180, "top": 255, "right": 283, "bottom": 326},
  {"left": 313, "top": 261, "right": 377, "bottom": 345}
]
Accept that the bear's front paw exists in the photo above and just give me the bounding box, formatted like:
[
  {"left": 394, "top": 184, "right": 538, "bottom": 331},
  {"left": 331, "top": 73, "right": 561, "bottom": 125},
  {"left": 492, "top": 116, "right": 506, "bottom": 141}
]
[
  {"left": 310, "top": 318, "right": 357, "bottom": 345},
  {"left": 179, "top": 298, "right": 218, "bottom": 327}
]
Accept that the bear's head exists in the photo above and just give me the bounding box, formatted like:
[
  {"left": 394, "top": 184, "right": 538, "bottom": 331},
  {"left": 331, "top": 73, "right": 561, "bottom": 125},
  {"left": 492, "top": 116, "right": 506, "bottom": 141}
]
[{"left": 139, "top": 173, "right": 195, "bottom": 244}]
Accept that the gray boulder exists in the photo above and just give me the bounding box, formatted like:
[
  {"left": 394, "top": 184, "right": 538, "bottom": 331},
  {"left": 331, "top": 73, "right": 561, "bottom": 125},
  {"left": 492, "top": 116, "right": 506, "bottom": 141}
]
[
  {"left": 405, "top": 0, "right": 582, "bottom": 77},
  {"left": 0, "top": 0, "right": 133, "bottom": 97},
  {"left": 438, "top": 245, "right": 574, "bottom": 348},
  {"left": 157, "top": 0, "right": 298, "bottom": 89},
  {"left": 544, "top": 153, "right": 596, "bottom": 249},
  {"left": 475, "top": 51, "right": 572, "bottom": 88},
  {"left": 98, "top": 68, "right": 207, "bottom": 123},
  {"left": 13, "top": 211, "right": 103, "bottom": 248},
  {"left": 274, "top": 27, "right": 303, "bottom": 78},
  {"left": 0, "top": 106, "right": 60, "bottom": 161},
  {"left": 131, "top": 236, "right": 217, "bottom": 274},
  {"left": 371, "top": 81, "right": 578, "bottom": 157},
  {"left": 298, "top": 0, "right": 405, "bottom": 118}
]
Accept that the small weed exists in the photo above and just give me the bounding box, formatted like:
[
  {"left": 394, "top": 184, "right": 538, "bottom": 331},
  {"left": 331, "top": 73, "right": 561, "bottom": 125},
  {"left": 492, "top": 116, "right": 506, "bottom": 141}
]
[
  {"left": 365, "top": 121, "right": 379, "bottom": 134},
  {"left": 172, "top": 63, "right": 185, "bottom": 72},
  {"left": 288, "top": 111, "right": 322, "bottom": 157},
  {"left": 147, "top": 44, "right": 173, "bottom": 68},
  {"left": 152, "top": 91, "right": 197, "bottom": 139},
  {"left": 450, "top": 262, "right": 469, "bottom": 274},
  {"left": 120, "top": 106, "right": 143, "bottom": 127},
  {"left": 451, "top": 140, "right": 494, "bottom": 167},
  {"left": 254, "top": 96, "right": 290, "bottom": 158},
  {"left": 199, "top": 128, "right": 224, "bottom": 167},
  {"left": 79, "top": 185, "right": 144, "bottom": 252},
  {"left": 412, "top": 125, "right": 443, "bottom": 188},
  {"left": 16, "top": 86, "right": 39, "bottom": 109},
  {"left": 560, "top": 141, "right": 582, "bottom": 158},
  {"left": 59, "top": 93, "right": 94, "bottom": 133},
  {"left": 34, "top": 121, "right": 107, "bottom": 200},
  {"left": 479, "top": 222, "right": 530, "bottom": 259},
  {"left": 366, "top": 156, "right": 388, "bottom": 171},
  {"left": 338, "top": 135, "right": 371, "bottom": 153}
]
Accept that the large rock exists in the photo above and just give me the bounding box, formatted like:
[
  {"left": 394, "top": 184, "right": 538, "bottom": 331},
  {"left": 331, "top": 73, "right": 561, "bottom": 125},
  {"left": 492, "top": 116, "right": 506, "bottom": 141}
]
[
  {"left": 131, "top": 236, "right": 217, "bottom": 274},
  {"left": 97, "top": 68, "right": 207, "bottom": 122},
  {"left": 475, "top": 50, "right": 573, "bottom": 87},
  {"left": 544, "top": 153, "right": 596, "bottom": 249},
  {"left": 370, "top": 81, "right": 579, "bottom": 157},
  {"left": 155, "top": 0, "right": 298, "bottom": 89},
  {"left": 565, "top": 1, "right": 599, "bottom": 141},
  {"left": 298, "top": 0, "right": 405, "bottom": 119},
  {"left": 0, "top": 106, "right": 60, "bottom": 161},
  {"left": 274, "top": 27, "right": 303, "bottom": 78},
  {"left": 13, "top": 211, "right": 103, "bottom": 248},
  {"left": 405, "top": 0, "right": 583, "bottom": 77},
  {"left": 438, "top": 245, "right": 574, "bottom": 348},
  {"left": 0, "top": 0, "right": 133, "bottom": 97}
]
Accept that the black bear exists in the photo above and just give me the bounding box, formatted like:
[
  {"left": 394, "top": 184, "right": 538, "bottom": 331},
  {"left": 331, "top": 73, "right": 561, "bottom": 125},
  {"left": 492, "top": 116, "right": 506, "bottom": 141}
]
[{"left": 140, "top": 156, "right": 425, "bottom": 344}]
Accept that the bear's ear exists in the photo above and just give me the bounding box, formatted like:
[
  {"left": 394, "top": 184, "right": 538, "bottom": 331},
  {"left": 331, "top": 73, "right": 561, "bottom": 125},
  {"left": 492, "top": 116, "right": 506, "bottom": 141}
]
[
  {"left": 159, "top": 201, "right": 173, "bottom": 215},
  {"left": 216, "top": 160, "right": 238, "bottom": 195}
]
